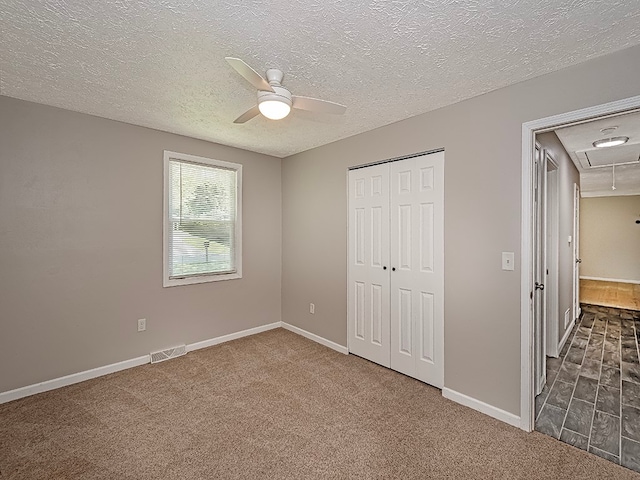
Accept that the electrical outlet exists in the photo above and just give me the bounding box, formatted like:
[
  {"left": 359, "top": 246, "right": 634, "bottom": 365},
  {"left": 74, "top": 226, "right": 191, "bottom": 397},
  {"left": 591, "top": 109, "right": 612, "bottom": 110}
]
[
  {"left": 309, "top": 303, "right": 315, "bottom": 314},
  {"left": 137, "top": 318, "right": 146, "bottom": 332}
]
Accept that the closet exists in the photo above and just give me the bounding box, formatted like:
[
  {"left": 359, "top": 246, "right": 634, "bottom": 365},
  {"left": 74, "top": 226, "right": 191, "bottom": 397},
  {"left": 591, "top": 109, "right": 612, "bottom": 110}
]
[{"left": 347, "top": 151, "right": 444, "bottom": 388}]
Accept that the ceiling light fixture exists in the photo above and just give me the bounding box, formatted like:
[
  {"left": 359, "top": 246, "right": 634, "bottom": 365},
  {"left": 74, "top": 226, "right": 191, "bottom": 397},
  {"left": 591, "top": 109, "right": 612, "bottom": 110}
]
[
  {"left": 592, "top": 136, "right": 629, "bottom": 148},
  {"left": 257, "top": 83, "right": 292, "bottom": 120},
  {"left": 600, "top": 126, "right": 619, "bottom": 135},
  {"left": 258, "top": 98, "right": 291, "bottom": 120}
]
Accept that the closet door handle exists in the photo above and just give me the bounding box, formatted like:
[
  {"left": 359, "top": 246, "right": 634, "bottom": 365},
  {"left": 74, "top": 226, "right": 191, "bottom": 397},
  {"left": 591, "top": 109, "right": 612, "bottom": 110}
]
[
  {"left": 392, "top": 267, "right": 396, "bottom": 271},
  {"left": 383, "top": 266, "right": 387, "bottom": 270}
]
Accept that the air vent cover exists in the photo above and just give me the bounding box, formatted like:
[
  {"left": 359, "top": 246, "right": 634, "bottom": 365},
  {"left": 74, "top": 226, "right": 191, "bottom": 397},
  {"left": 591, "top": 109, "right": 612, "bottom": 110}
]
[{"left": 150, "top": 345, "right": 186, "bottom": 364}]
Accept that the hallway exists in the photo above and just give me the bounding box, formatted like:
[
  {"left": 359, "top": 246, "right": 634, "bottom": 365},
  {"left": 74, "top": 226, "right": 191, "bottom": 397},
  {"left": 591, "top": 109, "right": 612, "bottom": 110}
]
[{"left": 535, "top": 304, "right": 640, "bottom": 472}]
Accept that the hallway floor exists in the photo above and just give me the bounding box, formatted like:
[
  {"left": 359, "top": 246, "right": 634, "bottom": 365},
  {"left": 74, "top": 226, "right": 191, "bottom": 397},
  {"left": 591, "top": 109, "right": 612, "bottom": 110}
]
[
  {"left": 581, "top": 279, "right": 640, "bottom": 311},
  {"left": 535, "top": 304, "right": 640, "bottom": 473}
]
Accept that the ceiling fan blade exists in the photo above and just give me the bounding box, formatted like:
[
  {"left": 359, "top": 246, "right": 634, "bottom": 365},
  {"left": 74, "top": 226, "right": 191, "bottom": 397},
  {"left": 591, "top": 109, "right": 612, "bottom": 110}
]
[
  {"left": 225, "top": 57, "right": 274, "bottom": 92},
  {"left": 292, "top": 96, "right": 346, "bottom": 115},
  {"left": 234, "top": 105, "right": 260, "bottom": 124}
]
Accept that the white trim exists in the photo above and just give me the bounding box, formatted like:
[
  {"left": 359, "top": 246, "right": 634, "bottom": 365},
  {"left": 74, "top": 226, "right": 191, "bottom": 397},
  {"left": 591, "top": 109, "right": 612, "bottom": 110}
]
[
  {"left": 582, "top": 191, "right": 640, "bottom": 198},
  {"left": 572, "top": 183, "right": 581, "bottom": 322},
  {"left": 442, "top": 388, "right": 521, "bottom": 428},
  {"left": 0, "top": 321, "right": 349, "bottom": 405},
  {"left": 580, "top": 276, "right": 640, "bottom": 285},
  {"left": 0, "top": 322, "right": 281, "bottom": 405},
  {"left": 0, "top": 355, "right": 150, "bottom": 405},
  {"left": 186, "top": 322, "right": 281, "bottom": 352},
  {"left": 281, "top": 322, "right": 349, "bottom": 355},
  {"left": 545, "top": 155, "right": 560, "bottom": 359},
  {"left": 558, "top": 318, "right": 574, "bottom": 355},
  {"left": 520, "top": 94, "right": 640, "bottom": 432},
  {"left": 345, "top": 168, "right": 352, "bottom": 355},
  {"left": 162, "top": 150, "right": 243, "bottom": 288},
  {"left": 520, "top": 120, "right": 535, "bottom": 431}
]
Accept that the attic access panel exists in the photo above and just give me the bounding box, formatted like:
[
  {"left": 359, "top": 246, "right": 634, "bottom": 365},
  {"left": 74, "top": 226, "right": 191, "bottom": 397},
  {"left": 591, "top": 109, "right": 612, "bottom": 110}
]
[{"left": 576, "top": 142, "right": 640, "bottom": 168}]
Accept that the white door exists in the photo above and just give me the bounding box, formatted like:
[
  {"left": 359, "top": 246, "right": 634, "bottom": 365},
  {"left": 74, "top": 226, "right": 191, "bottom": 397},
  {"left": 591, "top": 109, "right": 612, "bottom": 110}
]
[
  {"left": 347, "top": 164, "right": 391, "bottom": 367},
  {"left": 347, "top": 152, "right": 445, "bottom": 388},
  {"left": 533, "top": 145, "right": 547, "bottom": 396},
  {"left": 572, "top": 183, "right": 581, "bottom": 321},
  {"left": 389, "top": 152, "right": 445, "bottom": 388}
]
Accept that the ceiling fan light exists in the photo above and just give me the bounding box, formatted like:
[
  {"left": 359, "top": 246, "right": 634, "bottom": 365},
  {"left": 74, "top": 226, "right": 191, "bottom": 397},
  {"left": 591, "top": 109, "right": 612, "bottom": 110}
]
[
  {"left": 592, "top": 136, "right": 629, "bottom": 148},
  {"left": 258, "top": 99, "right": 291, "bottom": 120}
]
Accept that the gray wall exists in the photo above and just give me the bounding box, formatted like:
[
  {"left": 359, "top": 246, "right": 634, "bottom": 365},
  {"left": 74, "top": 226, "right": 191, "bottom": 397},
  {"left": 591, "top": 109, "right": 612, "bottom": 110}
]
[
  {"left": 0, "top": 96, "right": 282, "bottom": 393},
  {"left": 580, "top": 195, "right": 640, "bottom": 282},
  {"left": 281, "top": 45, "right": 640, "bottom": 416},
  {"left": 536, "top": 132, "right": 580, "bottom": 345}
]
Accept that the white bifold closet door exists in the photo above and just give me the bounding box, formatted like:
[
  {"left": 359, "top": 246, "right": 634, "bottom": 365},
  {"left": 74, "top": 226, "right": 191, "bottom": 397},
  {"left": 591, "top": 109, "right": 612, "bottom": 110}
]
[
  {"left": 348, "top": 151, "right": 444, "bottom": 389},
  {"left": 347, "top": 162, "right": 391, "bottom": 367}
]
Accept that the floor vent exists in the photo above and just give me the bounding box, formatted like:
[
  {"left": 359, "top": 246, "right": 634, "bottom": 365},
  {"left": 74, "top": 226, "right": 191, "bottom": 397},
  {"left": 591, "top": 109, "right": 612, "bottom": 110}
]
[{"left": 150, "top": 345, "right": 186, "bottom": 364}]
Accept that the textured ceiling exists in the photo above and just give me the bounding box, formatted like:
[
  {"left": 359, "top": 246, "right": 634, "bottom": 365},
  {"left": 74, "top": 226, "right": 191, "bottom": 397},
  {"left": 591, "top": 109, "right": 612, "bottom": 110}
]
[
  {"left": 1, "top": 1, "right": 640, "bottom": 158},
  {"left": 555, "top": 111, "right": 640, "bottom": 197}
]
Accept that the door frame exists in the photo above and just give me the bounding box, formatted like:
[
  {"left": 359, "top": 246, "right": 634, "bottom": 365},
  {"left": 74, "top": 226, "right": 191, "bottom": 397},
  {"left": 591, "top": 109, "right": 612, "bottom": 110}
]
[
  {"left": 533, "top": 142, "right": 548, "bottom": 396},
  {"left": 519, "top": 94, "right": 640, "bottom": 432},
  {"left": 572, "top": 183, "right": 581, "bottom": 323},
  {"left": 544, "top": 154, "right": 560, "bottom": 358}
]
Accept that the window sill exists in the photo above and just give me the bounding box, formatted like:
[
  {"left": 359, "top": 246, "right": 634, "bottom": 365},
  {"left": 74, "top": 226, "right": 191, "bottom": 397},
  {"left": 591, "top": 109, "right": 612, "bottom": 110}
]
[{"left": 163, "top": 271, "right": 242, "bottom": 287}]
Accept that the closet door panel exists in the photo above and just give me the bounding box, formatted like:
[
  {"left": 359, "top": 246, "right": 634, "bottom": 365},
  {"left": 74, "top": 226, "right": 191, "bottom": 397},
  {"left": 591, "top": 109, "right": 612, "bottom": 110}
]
[
  {"left": 390, "top": 153, "right": 444, "bottom": 388},
  {"left": 348, "top": 165, "right": 391, "bottom": 367}
]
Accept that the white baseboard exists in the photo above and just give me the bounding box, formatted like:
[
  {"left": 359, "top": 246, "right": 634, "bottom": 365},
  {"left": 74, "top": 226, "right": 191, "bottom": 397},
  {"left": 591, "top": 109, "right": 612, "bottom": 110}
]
[
  {"left": 0, "top": 322, "right": 282, "bottom": 405},
  {"left": 281, "top": 322, "right": 348, "bottom": 355},
  {"left": 0, "top": 355, "right": 150, "bottom": 405},
  {"left": 186, "top": 322, "right": 281, "bottom": 352},
  {"left": 1, "top": 322, "right": 348, "bottom": 405},
  {"left": 442, "top": 387, "right": 521, "bottom": 428},
  {"left": 580, "top": 276, "right": 640, "bottom": 285},
  {"left": 558, "top": 319, "right": 574, "bottom": 354}
]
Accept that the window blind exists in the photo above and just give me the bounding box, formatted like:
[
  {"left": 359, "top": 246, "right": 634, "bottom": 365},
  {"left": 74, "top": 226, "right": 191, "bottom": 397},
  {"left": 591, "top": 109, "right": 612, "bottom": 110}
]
[{"left": 168, "top": 159, "right": 237, "bottom": 279}]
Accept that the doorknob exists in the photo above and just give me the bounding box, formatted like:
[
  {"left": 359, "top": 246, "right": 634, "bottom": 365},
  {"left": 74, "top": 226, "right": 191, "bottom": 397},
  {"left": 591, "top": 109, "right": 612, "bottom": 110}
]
[{"left": 535, "top": 282, "right": 545, "bottom": 291}]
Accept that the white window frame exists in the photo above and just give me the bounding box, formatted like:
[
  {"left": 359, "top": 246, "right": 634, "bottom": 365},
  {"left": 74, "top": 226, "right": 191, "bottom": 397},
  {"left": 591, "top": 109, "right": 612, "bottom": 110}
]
[{"left": 163, "top": 150, "right": 242, "bottom": 287}]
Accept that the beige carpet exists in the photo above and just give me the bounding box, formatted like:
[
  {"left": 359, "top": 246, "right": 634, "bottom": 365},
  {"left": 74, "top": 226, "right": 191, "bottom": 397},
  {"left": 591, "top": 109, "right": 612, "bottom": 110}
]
[{"left": 1, "top": 328, "right": 638, "bottom": 479}]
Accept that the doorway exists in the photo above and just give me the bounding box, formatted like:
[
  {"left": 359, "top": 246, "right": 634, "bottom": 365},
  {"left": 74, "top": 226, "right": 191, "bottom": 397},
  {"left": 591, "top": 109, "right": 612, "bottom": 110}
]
[
  {"left": 522, "top": 95, "right": 640, "bottom": 472},
  {"left": 521, "top": 94, "right": 640, "bottom": 432}
]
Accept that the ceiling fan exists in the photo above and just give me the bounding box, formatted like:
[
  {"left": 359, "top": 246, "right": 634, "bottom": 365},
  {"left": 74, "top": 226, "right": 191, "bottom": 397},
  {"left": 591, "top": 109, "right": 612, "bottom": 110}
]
[{"left": 225, "top": 57, "right": 347, "bottom": 123}]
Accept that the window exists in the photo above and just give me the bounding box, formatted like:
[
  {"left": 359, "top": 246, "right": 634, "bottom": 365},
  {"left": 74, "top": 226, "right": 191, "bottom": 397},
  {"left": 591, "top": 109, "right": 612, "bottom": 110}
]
[{"left": 163, "top": 151, "right": 242, "bottom": 287}]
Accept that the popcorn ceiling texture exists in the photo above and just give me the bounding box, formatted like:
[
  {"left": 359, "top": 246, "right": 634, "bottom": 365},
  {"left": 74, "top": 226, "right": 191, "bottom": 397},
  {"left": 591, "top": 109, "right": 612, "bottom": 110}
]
[{"left": 1, "top": 0, "right": 639, "bottom": 158}]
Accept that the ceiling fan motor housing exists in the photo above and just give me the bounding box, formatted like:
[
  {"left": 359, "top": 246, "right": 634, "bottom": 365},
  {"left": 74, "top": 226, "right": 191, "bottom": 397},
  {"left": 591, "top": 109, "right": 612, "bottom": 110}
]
[
  {"left": 265, "top": 68, "right": 285, "bottom": 85},
  {"left": 257, "top": 85, "right": 292, "bottom": 108}
]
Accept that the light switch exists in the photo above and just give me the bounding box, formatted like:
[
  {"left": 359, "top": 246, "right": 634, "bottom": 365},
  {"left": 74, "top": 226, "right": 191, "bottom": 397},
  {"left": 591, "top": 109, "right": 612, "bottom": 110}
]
[{"left": 502, "top": 252, "right": 515, "bottom": 271}]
